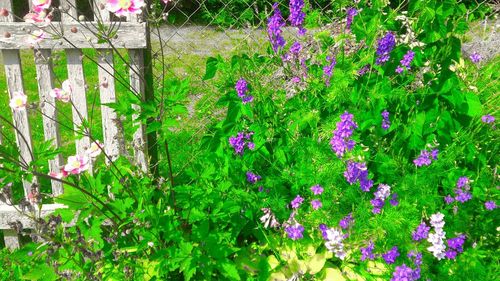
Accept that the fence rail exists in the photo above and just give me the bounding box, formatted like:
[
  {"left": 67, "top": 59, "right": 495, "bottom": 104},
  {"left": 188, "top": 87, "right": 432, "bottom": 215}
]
[{"left": 0, "top": 0, "right": 152, "bottom": 249}]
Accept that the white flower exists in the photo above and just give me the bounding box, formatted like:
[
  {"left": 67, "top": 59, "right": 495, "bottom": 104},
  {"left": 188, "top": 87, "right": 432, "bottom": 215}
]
[
  {"left": 324, "top": 228, "right": 346, "bottom": 260},
  {"left": 63, "top": 155, "right": 90, "bottom": 175},
  {"left": 50, "top": 80, "right": 72, "bottom": 102},
  {"left": 374, "top": 184, "right": 391, "bottom": 199},
  {"left": 86, "top": 140, "right": 104, "bottom": 158},
  {"left": 9, "top": 92, "right": 28, "bottom": 111}
]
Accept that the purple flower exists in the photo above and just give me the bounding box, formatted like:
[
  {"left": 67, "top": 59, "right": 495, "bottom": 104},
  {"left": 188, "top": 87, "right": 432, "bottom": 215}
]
[
  {"left": 344, "top": 161, "right": 373, "bottom": 192},
  {"left": 390, "top": 193, "right": 399, "bottom": 206},
  {"left": 319, "top": 224, "right": 328, "bottom": 240},
  {"left": 485, "top": 201, "right": 497, "bottom": 210},
  {"left": 235, "top": 78, "right": 253, "bottom": 104},
  {"left": 339, "top": 213, "right": 353, "bottom": 229},
  {"left": 447, "top": 235, "right": 466, "bottom": 253},
  {"left": 267, "top": 3, "right": 286, "bottom": 53},
  {"left": 381, "top": 110, "right": 391, "bottom": 130},
  {"left": 229, "top": 131, "right": 254, "bottom": 155},
  {"left": 469, "top": 52, "right": 481, "bottom": 63},
  {"left": 454, "top": 177, "right": 472, "bottom": 203},
  {"left": 445, "top": 250, "right": 458, "bottom": 260},
  {"left": 285, "top": 224, "right": 305, "bottom": 240},
  {"left": 412, "top": 222, "right": 430, "bottom": 241},
  {"left": 330, "top": 112, "right": 358, "bottom": 158},
  {"left": 371, "top": 184, "right": 391, "bottom": 214},
  {"left": 246, "top": 171, "right": 261, "bottom": 184},
  {"left": 291, "top": 195, "right": 304, "bottom": 209},
  {"left": 289, "top": 0, "right": 306, "bottom": 35},
  {"left": 391, "top": 264, "right": 417, "bottom": 281},
  {"left": 413, "top": 150, "right": 432, "bottom": 166},
  {"left": 310, "top": 184, "right": 324, "bottom": 195},
  {"left": 345, "top": 7, "right": 358, "bottom": 30},
  {"left": 291, "top": 76, "right": 301, "bottom": 83},
  {"left": 358, "top": 64, "right": 371, "bottom": 76},
  {"left": 456, "top": 177, "right": 469, "bottom": 188},
  {"left": 431, "top": 149, "right": 439, "bottom": 160},
  {"left": 481, "top": 114, "right": 495, "bottom": 124},
  {"left": 290, "top": 41, "right": 302, "bottom": 55},
  {"left": 311, "top": 199, "right": 322, "bottom": 210},
  {"left": 360, "top": 241, "right": 375, "bottom": 261},
  {"left": 382, "top": 246, "right": 400, "bottom": 264},
  {"left": 444, "top": 195, "right": 455, "bottom": 204},
  {"left": 323, "top": 56, "right": 337, "bottom": 86},
  {"left": 376, "top": 32, "right": 396, "bottom": 65},
  {"left": 396, "top": 50, "right": 415, "bottom": 73}
]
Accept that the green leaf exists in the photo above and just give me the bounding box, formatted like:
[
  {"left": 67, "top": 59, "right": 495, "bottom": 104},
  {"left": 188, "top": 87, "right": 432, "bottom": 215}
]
[
  {"left": 23, "top": 264, "right": 57, "bottom": 281},
  {"left": 221, "top": 261, "right": 241, "bottom": 280},
  {"left": 203, "top": 57, "right": 219, "bottom": 80},
  {"left": 465, "top": 93, "right": 482, "bottom": 117}
]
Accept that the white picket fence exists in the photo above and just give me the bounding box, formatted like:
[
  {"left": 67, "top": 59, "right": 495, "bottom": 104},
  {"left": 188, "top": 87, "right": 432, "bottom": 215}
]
[{"left": 0, "top": 0, "right": 152, "bottom": 249}]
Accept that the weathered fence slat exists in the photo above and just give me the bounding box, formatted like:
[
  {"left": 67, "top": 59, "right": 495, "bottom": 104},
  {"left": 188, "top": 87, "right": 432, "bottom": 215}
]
[
  {"left": 97, "top": 49, "right": 125, "bottom": 161},
  {"left": 34, "top": 49, "right": 64, "bottom": 196},
  {"left": 129, "top": 49, "right": 148, "bottom": 172},
  {"left": 1, "top": 0, "right": 31, "bottom": 250},
  {"left": 0, "top": 22, "right": 148, "bottom": 50}
]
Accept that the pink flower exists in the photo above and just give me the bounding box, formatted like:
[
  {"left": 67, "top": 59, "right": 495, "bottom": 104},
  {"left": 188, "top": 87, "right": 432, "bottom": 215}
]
[
  {"left": 106, "top": 0, "right": 145, "bottom": 17},
  {"left": 86, "top": 140, "right": 104, "bottom": 158},
  {"left": 32, "top": 0, "right": 52, "bottom": 13},
  {"left": 50, "top": 80, "right": 72, "bottom": 102},
  {"left": 9, "top": 92, "right": 28, "bottom": 111},
  {"left": 64, "top": 155, "right": 90, "bottom": 175},
  {"left": 23, "top": 11, "right": 52, "bottom": 23},
  {"left": 49, "top": 170, "right": 67, "bottom": 179},
  {"left": 29, "top": 29, "right": 47, "bottom": 44}
]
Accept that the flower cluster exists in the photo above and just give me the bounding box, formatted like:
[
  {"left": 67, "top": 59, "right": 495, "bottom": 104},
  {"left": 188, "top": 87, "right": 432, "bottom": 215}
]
[
  {"left": 427, "top": 212, "right": 447, "bottom": 260},
  {"left": 267, "top": 3, "right": 286, "bottom": 53},
  {"left": 330, "top": 112, "right": 358, "bottom": 158},
  {"left": 381, "top": 110, "right": 391, "bottom": 130},
  {"left": 106, "top": 0, "right": 145, "bottom": 17},
  {"left": 49, "top": 141, "right": 103, "bottom": 178},
  {"left": 285, "top": 224, "right": 304, "bottom": 240},
  {"left": 358, "top": 64, "right": 371, "bottom": 76},
  {"left": 344, "top": 161, "right": 373, "bottom": 192},
  {"left": 228, "top": 131, "right": 255, "bottom": 155},
  {"left": 481, "top": 114, "right": 495, "bottom": 124},
  {"left": 360, "top": 241, "right": 375, "bottom": 261},
  {"left": 324, "top": 227, "right": 347, "bottom": 259},
  {"left": 246, "top": 171, "right": 261, "bottom": 184},
  {"left": 446, "top": 176, "right": 472, "bottom": 204},
  {"left": 391, "top": 252, "right": 422, "bottom": 281},
  {"left": 345, "top": 7, "right": 358, "bottom": 30},
  {"left": 9, "top": 92, "right": 28, "bottom": 111},
  {"left": 396, "top": 50, "right": 415, "bottom": 73},
  {"left": 445, "top": 234, "right": 466, "bottom": 260},
  {"left": 288, "top": 0, "right": 306, "bottom": 35},
  {"left": 485, "top": 201, "right": 497, "bottom": 210},
  {"left": 235, "top": 78, "right": 253, "bottom": 104},
  {"left": 375, "top": 32, "right": 396, "bottom": 65},
  {"left": 50, "top": 80, "right": 72, "bottom": 103},
  {"left": 339, "top": 213, "right": 354, "bottom": 229},
  {"left": 290, "top": 195, "right": 304, "bottom": 209},
  {"left": 323, "top": 56, "right": 337, "bottom": 86},
  {"left": 413, "top": 148, "right": 438, "bottom": 167},
  {"left": 412, "top": 222, "right": 430, "bottom": 241},
  {"left": 469, "top": 52, "right": 481, "bottom": 63},
  {"left": 370, "top": 184, "right": 392, "bottom": 214},
  {"left": 310, "top": 184, "right": 323, "bottom": 210},
  {"left": 382, "top": 246, "right": 400, "bottom": 264}
]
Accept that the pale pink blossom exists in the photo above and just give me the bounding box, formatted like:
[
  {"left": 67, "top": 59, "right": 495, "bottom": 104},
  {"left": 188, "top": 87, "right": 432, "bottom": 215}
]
[
  {"left": 32, "top": 0, "right": 52, "bottom": 13},
  {"left": 50, "top": 80, "right": 72, "bottom": 102},
  {"left": 9, "top": 92, "right": 28, "bottom": 111},
  {"left": 23, "top": 11, "right": 52, "bottom": 24},
  {"left": 86, "top": 140, "right": 104, "bottom": 158},
  {"left": 49, "top": 170, "right": 67, "bottom": 179},
  {"left": 64, "top": 155, "right": 90, "bottom": 175},
  {"left": 29, "top": 29, "right": 47, "bottom": 44},
  {"left": 105, "top": 0, "right": 145, "bottom": 17}
]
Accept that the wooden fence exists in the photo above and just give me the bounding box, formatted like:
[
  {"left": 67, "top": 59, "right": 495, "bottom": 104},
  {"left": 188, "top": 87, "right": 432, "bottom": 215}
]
[{"left": 0, "top": 0, "right": 154, "bottom": 249}]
